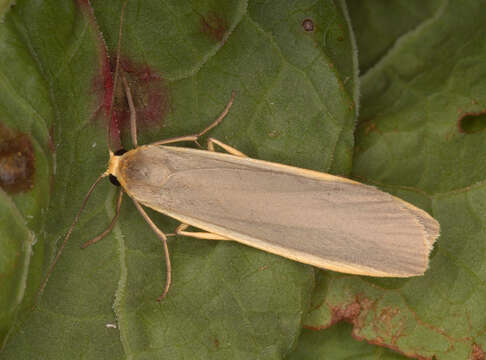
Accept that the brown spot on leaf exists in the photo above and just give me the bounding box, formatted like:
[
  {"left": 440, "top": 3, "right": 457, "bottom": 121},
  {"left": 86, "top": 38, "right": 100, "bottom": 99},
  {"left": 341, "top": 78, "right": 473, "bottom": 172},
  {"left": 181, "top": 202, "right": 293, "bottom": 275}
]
[
  {"left": 302, "top": 19, "right": 314, "bottom": 32},
  {"left": 457, "top": 110, "right": 486, "bottom": 134},
  {"left": 0, "top": 124, "right": 35, "bottom": 194},
  {"left": 200, "top": 12, "right": 228, "bottom": 42},
  {"left": 331, "top": 300, "right": 361, "bottom": 325},
  {"left": 472, "top": 344, "right": 485, "bottom": 360},
  {"left": 304, "top": 296, "right": 371, "bottom": 331},
  {"left": 376, "top": 306, "right": 405, "bottom": 346}
]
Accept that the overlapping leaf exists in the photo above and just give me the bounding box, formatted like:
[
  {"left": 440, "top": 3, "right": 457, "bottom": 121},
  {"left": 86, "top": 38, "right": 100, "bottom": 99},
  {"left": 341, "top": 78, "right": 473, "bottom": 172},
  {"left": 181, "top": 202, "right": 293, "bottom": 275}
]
[
  {"left": 304, "top": 1, "right": 486, "bottom": 359},
  {"left": 1, "top": 0, "right": 359, "bottom": 359}
]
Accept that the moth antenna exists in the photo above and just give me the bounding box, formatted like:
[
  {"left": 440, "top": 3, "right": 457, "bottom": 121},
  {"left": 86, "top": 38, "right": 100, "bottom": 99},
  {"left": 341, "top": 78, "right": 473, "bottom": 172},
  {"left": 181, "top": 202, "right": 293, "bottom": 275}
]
[
  {"left": 107, "top": 0, "right": 129, "bottom": 153},
  {"left": 34, "top": 172, "right": 108, "bottom": 308},
  {"left": 121, "top": 75, "right": 138, "bottom": 148},
  {"left": 81, "top": 189, "right": 124, "bottom": 248}
]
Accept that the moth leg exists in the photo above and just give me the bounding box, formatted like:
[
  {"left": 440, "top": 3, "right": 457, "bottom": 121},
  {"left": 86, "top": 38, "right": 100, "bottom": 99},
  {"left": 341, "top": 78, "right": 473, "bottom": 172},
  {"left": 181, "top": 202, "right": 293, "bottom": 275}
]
[
  {"left": 196, "top": 90, "right": 236, "bottom": 138},
  {"left": 206, "top": 138, "right": 247, "bottom": 157},
  {"left": 122, "top": 76, "right": 138, "bottom": 148},
  {"left": 148, "top": 134, "right": 199, "bottom": 146},
  {"left": 174, "top": 223, "right": 232, "bottom": 241},
  {"left": 132, "top": 199, "right": 172, "bottom": 302},
  {"left": 148, "top": 91, "right": 236, "bottom": 147},
  {"left": 81, "top": 190, "right": 124, "bottom": 249}
]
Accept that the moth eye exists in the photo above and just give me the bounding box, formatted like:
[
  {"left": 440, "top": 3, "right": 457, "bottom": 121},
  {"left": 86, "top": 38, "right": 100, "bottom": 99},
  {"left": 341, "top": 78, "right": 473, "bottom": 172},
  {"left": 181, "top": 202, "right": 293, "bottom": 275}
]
[
  {"left": 109, "top": 174, "right": 121, "bottom": 187},
  {"left": 114, "top": 149, "right": 127, "bottom": 156}
]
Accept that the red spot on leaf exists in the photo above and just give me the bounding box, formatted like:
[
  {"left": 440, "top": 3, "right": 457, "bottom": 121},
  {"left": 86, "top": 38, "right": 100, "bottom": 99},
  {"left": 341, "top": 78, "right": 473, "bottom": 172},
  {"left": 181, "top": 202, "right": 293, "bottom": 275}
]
[
  {"left": 200, "top": 12, "right": 228, "bottom": 42},
  {"left": 81, "top": 0, "right": 169, "bottom": 149},
  {"left": 472, "top": 344, "right": 485, "bottom": 360},
  {"left": 111, "top": 58, "right": 169, "bottom": 136},
  {"left": 0, "top": 125, "right": 35, "bottom": 194},
  {"left": 330, "top": 300, "right": 361, "bottom": 325},
  {"left": 77, "top": 0, "right": 122, "bottom": 151},
  {"left": 304, "top": 296, "right": 369, "bottom": 331},
  {"left": 305, "top": 296, "right": 433, "bottom": 359},
  {"left": 350, "top": 299, "right": 435, "bottom": 360}
]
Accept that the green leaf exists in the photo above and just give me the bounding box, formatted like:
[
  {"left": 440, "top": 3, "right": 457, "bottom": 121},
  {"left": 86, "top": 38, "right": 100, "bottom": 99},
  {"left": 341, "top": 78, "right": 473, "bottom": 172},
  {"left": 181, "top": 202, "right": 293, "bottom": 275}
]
[
  {"left": 0, "top": 0, "right": 357, "bottom": 359},
  {"left": 0, "top": 0, "right": 123, "bottom": 356},
  {"left": 0, "top": 0, "right": 52, "bottom": 347},
  {"left": 0, "top": 189, "right": 32, "bottom": 348},
  {"left": 0, "top": 0, "right": 14, "bottom": 21},
  {"left": 288, "top": 322, "right": 409, "bottom": 360},
  {"left": 347, "top": 0, "right": 442, "bottom": 73},
  {"left": 304, "top": 0, "right": 486, "bottom": 359}
]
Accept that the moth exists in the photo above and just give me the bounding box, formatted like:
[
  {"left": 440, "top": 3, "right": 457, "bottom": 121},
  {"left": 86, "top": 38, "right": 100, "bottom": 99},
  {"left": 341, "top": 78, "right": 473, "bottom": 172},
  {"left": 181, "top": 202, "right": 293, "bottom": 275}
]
[{"left": 38, "top": 2, "right": 440, "bottom": 303}]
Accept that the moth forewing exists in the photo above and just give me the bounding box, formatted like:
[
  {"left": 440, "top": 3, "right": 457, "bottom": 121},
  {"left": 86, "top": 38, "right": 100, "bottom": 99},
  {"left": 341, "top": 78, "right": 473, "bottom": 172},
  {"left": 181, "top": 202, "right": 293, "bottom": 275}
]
[{"left": 111, "top": 145, "right": 440, "bottom": 278}]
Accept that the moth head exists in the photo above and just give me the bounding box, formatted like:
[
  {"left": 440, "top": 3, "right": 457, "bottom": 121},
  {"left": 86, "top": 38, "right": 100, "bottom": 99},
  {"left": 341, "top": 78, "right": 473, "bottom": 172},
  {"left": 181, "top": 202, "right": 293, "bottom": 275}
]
[{"left": 108, "top": 148, "right": 127, "bottom": 186}]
